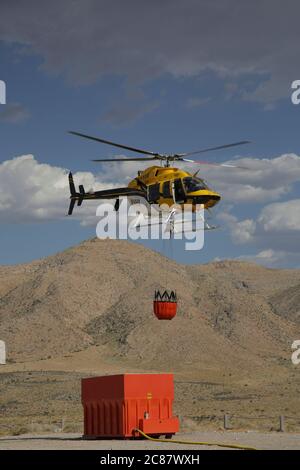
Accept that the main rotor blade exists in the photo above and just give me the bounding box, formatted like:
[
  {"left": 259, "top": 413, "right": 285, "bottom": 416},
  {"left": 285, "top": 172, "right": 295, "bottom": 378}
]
[
  {"left": 183, "top": 159, "right": 250, "bottom": 169},
  {"left": 91, "top": 157, "right": 159, "bottom": 162},
  {"left": 69, "top": 131, "right": 160, "bottom": 157},
  {"left": 179, "top": 140, "right": 251, "bottom": 157}
]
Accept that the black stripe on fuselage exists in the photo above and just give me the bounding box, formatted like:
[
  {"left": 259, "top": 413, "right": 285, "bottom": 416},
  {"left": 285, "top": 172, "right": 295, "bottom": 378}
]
[{"left": 191, "top": 195, "right": 221, "bottom": 204}]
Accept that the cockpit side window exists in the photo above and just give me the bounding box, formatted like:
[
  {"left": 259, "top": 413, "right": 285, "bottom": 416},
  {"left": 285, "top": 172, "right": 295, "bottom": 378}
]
[
  {"left": 183, "top": 177, "right": 207, "bottom": 192},
  {"left": 162, "top": 181, "right": 171, "bottom": 198}
]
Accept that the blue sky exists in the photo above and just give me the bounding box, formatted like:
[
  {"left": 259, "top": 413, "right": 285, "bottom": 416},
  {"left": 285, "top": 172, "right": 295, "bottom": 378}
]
[{"left": 0, "top": 1, "right": 300, "bottom": 267}]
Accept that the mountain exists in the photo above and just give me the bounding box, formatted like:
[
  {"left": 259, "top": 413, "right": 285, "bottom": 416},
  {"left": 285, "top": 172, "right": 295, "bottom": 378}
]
[
  {"left": 1, "top": 238, "right": 300, "bottom": 434},
  {"left": 0, "top": 238, "right": 299, "bottom": 375}
]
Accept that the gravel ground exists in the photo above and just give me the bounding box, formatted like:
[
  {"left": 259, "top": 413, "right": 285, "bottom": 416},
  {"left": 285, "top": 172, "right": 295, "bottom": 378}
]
[{"left": 1, "top": 431, "right": 300, "bottom": 450}]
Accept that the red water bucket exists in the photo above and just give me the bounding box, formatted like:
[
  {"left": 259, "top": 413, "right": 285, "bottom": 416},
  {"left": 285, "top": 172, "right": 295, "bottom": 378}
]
[
  {"left": 153, "top": 290, "right": 177, "bottom": 320},
  {"left": 153, "top": 301, "right": 177, "bottom": 320}
]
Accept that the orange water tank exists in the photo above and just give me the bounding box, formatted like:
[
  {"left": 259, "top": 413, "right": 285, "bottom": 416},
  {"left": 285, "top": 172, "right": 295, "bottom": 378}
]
[
  {"left": 153, "top": 290, "right": 177, "bottom": 320},
  {"left": 82, "top": 373, "right": 179, "bottom": 439}
]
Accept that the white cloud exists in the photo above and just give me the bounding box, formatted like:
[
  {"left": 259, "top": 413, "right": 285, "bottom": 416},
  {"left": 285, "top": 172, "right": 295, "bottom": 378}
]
[
  {"left": 98, "top": 159, "right": 151, "bottom": 183},
  {"left": 212, "top": 248, "right": 300, "bottom": 268},
  {"left": 0, "top": 155, "right": 114, "bottom": 224},
  {"left": 233, "top": 219, "right": 257, "bottom": 244},
  {"left": 1, "top": 152, "right": 300, "bottom": 265},
  {"left": 258, "top": 199, "right": 300, "bottom": 233},
  {"left": 222, "top": 198, "right": 300, "bottom": 268},
  {"left": 236, "top": 249, "right": 300, "bottom": 269},
  {"left": 228, "top": 199, "right": 300, "bottom": 245},
  {"left": 189, "top": 153, "right": 300, "bottom": 204}
]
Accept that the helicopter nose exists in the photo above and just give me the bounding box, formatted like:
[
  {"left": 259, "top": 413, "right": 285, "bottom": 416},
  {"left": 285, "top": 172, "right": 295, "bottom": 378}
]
[
  {"left": 207, "top": 193, "right": 221, "bottom": 208},
  {"left": 209, "top": 194, "right": 221, "bottom": 205},
  {"left": 193, "top": 193, "right": 221, "bottom": 207}
]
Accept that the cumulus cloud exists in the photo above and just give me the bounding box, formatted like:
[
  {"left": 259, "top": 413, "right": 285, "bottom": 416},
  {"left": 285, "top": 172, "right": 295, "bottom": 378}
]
[
  {"left": 218, "top": 212, "right": 257, "bottom": 245},
  {"left": 1, "top": 152, "right": 300, "bottom": 225},
  {"left": 237, "top": 249, "right": 300, "bottom": 269},
  {"left": 0, "top": 1, "right": 299, "bottom": 104},
  {"left": 227, "top": 199, "right": 300, "bottom": 246},
  {"left": 189, "top": 153, "right": 300, "bottom": 204},
  {"left": 222, "top": 198, "right": 300, "bottom": 268},
  {"left": 213, "top": 248, "right": 300, "bottom": 268},
  {"left": 258, "top": 200, "right": 300, "bottom": 233},
  {"left": 212, "top": 153, "right": 300, "bottom": 266},
  {"left": 1, "top": 150, "right": 300, "bottom": 266},
  {"left": 0, "top": 155, "right": 114, "bottom": 224}
]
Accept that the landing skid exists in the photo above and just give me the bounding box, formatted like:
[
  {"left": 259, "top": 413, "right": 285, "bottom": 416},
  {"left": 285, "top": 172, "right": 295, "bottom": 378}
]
[{"left": 129, "top": 207, "right": 219, "bottom": 235}]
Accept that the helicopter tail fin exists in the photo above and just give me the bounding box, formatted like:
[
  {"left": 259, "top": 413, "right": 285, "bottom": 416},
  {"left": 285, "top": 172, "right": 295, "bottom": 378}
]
[
  {"left": 68, "top": 198, "right": 76, "bottom": 216},
  {"left": 68, "top": 172, "right": 85, "bottom": 215},
  {"left": 69, "top": 172, "right": 76, "bottom": 196},
  {"left": 68, "top": 172, "right": 76, "bottom": 215}
]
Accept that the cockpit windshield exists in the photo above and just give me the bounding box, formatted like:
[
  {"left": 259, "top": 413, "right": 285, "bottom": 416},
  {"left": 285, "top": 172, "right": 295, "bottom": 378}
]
[{"left": 183, "top": 177, "right": 208, "bottom": 193}]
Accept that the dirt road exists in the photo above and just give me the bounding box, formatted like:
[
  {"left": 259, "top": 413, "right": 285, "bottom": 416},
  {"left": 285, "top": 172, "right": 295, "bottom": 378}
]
[{"left": 1, "top": 431, "right": 300, "bottom": 450}]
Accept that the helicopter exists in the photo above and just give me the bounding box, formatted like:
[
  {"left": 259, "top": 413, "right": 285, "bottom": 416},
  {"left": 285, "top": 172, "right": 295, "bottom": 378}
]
[{"left": 67, "top": 131, "right": 250, "bottom": 229}]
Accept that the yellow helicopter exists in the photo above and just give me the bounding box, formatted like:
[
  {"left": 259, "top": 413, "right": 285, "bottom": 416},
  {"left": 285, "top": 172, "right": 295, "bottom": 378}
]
[{"left": 67, "top": 131, "right": 250, "bottom": 224}]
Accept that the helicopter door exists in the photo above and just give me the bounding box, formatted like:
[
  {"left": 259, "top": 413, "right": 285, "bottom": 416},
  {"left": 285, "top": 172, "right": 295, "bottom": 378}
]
[
  {"left": 162, "top": 181, "right": 171, "bottom": 198},
  {"left": 147, "top": 183, "right": 160, "bottom": 203},
  {"left": 172, "top": 179, "right": 186, "bottom": 203}
]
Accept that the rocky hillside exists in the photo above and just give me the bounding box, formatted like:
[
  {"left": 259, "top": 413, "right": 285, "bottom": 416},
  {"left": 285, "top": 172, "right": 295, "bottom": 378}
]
[{"left": 0, "top": 239, "right": 299, "bottom": 374}]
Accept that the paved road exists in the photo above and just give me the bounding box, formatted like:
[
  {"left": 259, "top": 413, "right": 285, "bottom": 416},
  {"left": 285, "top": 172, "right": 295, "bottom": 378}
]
[{"left": 1, "top": 431, "right": 300, "bottom": 450}]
